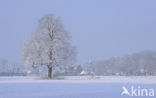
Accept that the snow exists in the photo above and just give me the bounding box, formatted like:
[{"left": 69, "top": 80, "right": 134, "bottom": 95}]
[{"left": 0, "top": 76, "right": 156, "bottom": 98}]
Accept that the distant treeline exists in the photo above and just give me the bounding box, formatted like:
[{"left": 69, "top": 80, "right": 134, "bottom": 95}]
[
  {"left": 85, "top": 51, "right": 156, "bottom": 76},
  {"left": 0, "top": 59, "right": 26, "bottom": 76},
  {"left": 1, "top": 51, "right": 156, "bottom": 76}
]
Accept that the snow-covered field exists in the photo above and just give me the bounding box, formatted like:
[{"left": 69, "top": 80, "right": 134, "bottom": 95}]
[{"left": 0, "top": 76, "right": 156, "bottom": 98}]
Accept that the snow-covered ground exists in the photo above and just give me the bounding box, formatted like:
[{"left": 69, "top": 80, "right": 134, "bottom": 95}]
[
  {"left": 1, "top": 76, "right": 156, "bottom": 83},
  {"left": 0, "top": 76, "right": 156, "bottom": 98}
]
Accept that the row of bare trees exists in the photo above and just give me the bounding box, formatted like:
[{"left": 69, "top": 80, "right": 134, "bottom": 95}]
[
  {"left": 0, "top": 59, "right": 25, "bottom": 76},
  {"left": 85, "top": 51, "right": 156, "bottom": 76}
]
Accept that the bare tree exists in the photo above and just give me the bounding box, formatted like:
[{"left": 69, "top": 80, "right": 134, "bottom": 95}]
[{"left": 23, "top": 14, "right": 76, "bottom": 78}]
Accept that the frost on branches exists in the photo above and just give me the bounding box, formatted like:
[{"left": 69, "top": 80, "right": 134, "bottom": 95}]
[{"left": 22, "top": 14, "right": 76, "bottom": 78}]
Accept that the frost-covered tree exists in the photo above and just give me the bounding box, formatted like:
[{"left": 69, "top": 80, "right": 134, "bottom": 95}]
[{"left": 22, "top": 14, "right": 76, "bottom": 78}]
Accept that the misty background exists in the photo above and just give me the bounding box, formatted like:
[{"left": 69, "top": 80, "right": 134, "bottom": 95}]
[{"left": 0, "top": 0, "right": 156, "bottom": 66}]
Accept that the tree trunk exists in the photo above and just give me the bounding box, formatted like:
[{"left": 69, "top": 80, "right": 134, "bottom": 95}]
[{"left": 48, "top": 67, "right": 52, "bottom": 78}]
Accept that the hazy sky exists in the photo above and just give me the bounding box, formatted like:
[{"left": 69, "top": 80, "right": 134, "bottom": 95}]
[{"left": 0, "top": 0, "right": 156, "bottom": 65}]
